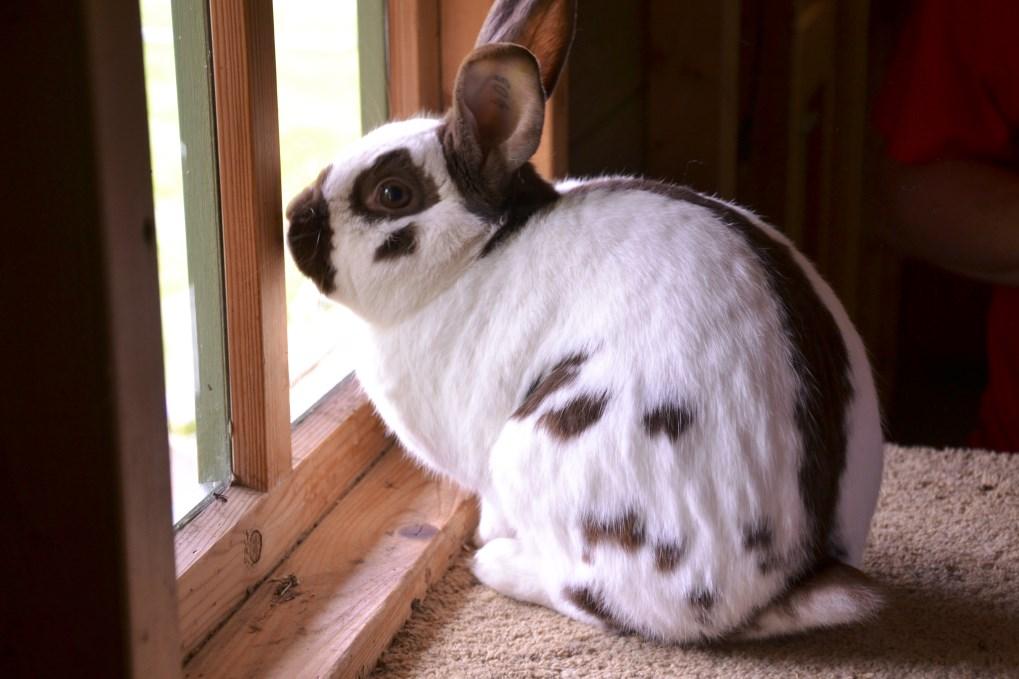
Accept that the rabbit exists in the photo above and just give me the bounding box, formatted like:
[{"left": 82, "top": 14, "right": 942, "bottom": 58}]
[{"left": 285, "top": 0, "right": 885, "bottom": 643}]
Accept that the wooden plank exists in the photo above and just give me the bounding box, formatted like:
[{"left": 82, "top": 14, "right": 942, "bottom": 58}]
[
  {"left": 646, "top": 0, "right": 740, "bottom": 197},
  {"left": 209, "top": 0, "right": 292, "bottom": 491},
  {"left": 0, "top": 3, "right": 181, "bottom": 676},
  {"left": 83, "top": 2, "right": 185, "bottom": 673},
  {"left": 176, "top": 378, "right": 391, "bottom": 658},
  {"left": 534, "top": 70, "right": 570, "bottom": 179},
  {"left": 172, "top": 0, "right": 231, "bottom": 485},
  {"left": 738, "top": 0, "right": 796, "bottom": 229},
  {"left": 786, "top": 0, "right": 837, "bottom": 259},
  {"left": 566, "top": 0, "right": 644, "bottom": 177},
  {"left": 828, "top": 0, "right": 871, "bottom": 319},
  {"left": 438, "top": 0, "right": 492, "bottom": 109},
  {"left": 358, "top": 0, "right": 389, "bottom": 132},
  {"left": 183, "top": 446, "right": 478, "bottom": 678},
  {"left": 386, "top": 0, "right": 442, "bottom": 117}
]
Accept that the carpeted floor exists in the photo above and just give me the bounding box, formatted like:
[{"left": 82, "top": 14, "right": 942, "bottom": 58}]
[{"left": 372, "top": 445, "right": 1019, "bottom": 678}]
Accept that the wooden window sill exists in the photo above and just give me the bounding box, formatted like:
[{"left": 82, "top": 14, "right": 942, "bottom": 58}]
[
  {"left": 176, "top": 377, "right": 393, "bottom": 657},
  {"left": 182, "top": 443, "right": 477, "bottom": 678}
]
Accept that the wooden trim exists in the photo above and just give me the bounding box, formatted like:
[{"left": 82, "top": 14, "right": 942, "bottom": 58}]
[
  {"left": 86, "top": 3, "right": 184, "bottom": 674},
  {"left": 183, "top": 446, "right": 478, "bottom": 677},
  {"left": 438, "top": 0, "right": 491, "bottom": 109},
  {"left": 358, "top": 0, "right": 390, "bottom": 132},
  {"left": 1, "top": 3, "right": 181, "bottom": 676},
  {"left": 387, "top": 0, "right": 442, "bottom": 117},
  {"left": 534, "top": 70, "right": 570, "bottom": 179},
  {"left": 175, "top": 379, "right": 391, "bottom": 658},
  {"left": 646, "top": 0, "right": 740, "bottom": 197},
  {"left": 786, "top": 0, "right": 837, "bottom": 257},
  {"left": 829, "top": 0, "right": 871, "bottom": 318},
  {"left": 209, "top": 0, "right": 292, "bottom": 491},
  {"left": 172, "top": 0, "right": 232, "bottom": 485},
  {"left": 740, "top": 0, "right": 796, "bottom": 229}
]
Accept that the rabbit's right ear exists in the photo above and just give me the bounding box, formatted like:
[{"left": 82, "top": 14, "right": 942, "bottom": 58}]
[
  {"left": 475, "top": 0, "right": 576, "bottom": 97},
  {"left": 443, "top": 43, "right": 545, "bottom": 205}
]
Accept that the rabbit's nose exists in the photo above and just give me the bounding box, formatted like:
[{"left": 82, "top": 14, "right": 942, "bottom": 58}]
[{"left": 286, "top": 185, "right": 336, "bottom": 294}]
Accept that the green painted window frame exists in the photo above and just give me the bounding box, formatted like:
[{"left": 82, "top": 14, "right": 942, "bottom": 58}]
[{"left": 171, "top": 0, "right": 231, "bottom": 492}]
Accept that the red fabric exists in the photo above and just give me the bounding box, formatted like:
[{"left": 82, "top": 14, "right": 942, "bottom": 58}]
[
  {"left": 875, "top": 0, "right": 1019, "bottom": 452},
  {"left": 874, "top": 0, "right": 1019, "bottom": 165}
]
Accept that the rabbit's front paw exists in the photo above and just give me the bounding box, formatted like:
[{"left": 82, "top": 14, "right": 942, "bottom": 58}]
[
  {"left": 471, "top": 497, "right": 515, "bottom": 547},
  {"left": 471, "top": 538, "right": 551, "bottom": 608}
]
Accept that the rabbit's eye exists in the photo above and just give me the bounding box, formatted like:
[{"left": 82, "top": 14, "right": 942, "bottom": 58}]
[{"left": 376, "top": 179, "right": 413, "bottom": 210}]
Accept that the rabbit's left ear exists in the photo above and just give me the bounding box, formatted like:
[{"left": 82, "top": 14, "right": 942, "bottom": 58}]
[
  {"left": 475, "top": 0, "right": 576, "bottom": 97},
  {"left": 444, "top": 43, "right": 545, "bottom": 201}
]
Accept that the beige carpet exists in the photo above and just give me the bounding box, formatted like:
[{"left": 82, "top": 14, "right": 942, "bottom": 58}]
[{"left": 372, "top": 446, "right": 1019, "bottom": 678}]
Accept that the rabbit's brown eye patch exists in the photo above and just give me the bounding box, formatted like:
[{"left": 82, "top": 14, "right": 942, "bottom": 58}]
[{"left": 350, "top": 148, "right": 439, "bottom": 221}]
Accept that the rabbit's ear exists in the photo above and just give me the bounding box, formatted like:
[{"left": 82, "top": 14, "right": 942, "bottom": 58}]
[
  {"left": 475, "top": 0, "right": 576, "bottom": 97},
  {"left": 446, "top": 43, "right": 545, "bottom": 198}
]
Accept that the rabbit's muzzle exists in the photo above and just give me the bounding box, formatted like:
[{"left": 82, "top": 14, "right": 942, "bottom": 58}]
[{"left": 286, "top": 180, "right": 336, "bottom": 294}]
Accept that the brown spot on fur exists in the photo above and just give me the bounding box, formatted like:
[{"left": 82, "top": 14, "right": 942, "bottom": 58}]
[
  {"left": 689, "top": 588, "right": 716, "bottom": 610},
  {"left": 562, "top": 585, "right": 622, "bottom": 629},
  {"left": 349, "top": 148, "right": 439, "bottom": 222},
  {"left": 514, "top": 352, "right": 587, "bottom": 418},
  {"left": 653, "top": 540, "right": 687, "bottom": 572},
  {"left": 373, "top": 223, "right": 418, "bottom": 261},
  {"left": 742, "top": 519, "right": 774, "bottom": 551},
  {"left": 688, "top": 587, "right": 717, "bottom": 625},
  {"left": 582, "top": 510, "right": 646, "bottom": 553},
  {"left": 642, "top": 403, "right": 694, "bottom": 442},
  {"left": 538, "top": 393, "right": 608, "bottom": 440},
  {"left": 566, "top": 178, "right": 853, "bottom": 565},
  {"left": 743, "top": 512, "right": 783, "bottom": 575},
  {"left": 286, "top": 165, "right": 336, "bottom": 293}
]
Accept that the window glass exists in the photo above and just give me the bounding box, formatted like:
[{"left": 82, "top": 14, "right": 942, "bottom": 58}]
[{"left": 275, "top": 1, "right": 365, "bottom": 421}]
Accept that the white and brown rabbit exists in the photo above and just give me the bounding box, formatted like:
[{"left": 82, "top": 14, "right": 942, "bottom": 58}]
[{"left": 286, "top": 0, "right": 884, "bottom": 642}]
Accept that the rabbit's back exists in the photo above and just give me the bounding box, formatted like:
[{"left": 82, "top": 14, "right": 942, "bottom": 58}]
[{"left": 482, "top": 180, "right": 827, "bottom": 638}]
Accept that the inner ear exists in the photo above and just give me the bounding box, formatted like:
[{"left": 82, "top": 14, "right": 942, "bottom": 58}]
[{"left": 449, "top": 43, "right": 545, "bottom": 196}]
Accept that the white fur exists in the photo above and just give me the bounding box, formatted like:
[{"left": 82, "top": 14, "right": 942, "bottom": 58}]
[{"left": 300, "top": 116, "right": 884, "bottom": 642}]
